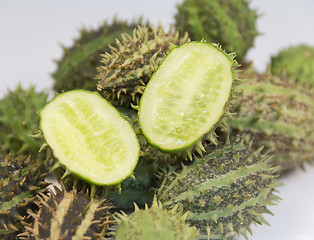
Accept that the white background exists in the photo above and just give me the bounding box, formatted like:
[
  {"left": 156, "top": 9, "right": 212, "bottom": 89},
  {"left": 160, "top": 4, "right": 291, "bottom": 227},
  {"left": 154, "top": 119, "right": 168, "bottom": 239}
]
[{"left": 1, "top": 1, "right": 314, "bottom": 239}]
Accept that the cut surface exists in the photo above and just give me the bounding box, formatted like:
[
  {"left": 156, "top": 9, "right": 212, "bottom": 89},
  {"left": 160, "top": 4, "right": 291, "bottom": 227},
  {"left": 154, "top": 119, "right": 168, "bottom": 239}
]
[
  {"left": 40, "top": 90, "right": 139, "bottom": 185},
  {"left": 139, "top": 42, "right": 234, "bottom": 152}
]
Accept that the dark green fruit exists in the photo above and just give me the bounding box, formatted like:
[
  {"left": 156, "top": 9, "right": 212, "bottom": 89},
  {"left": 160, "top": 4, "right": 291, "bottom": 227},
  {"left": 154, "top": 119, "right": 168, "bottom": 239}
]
[
  {"left": 20, "top": 189, "right": 115, "bottom": 239},
  {"left": 96, "top": 24, "right": 189, "bottom": 107},
  {"left": 0, "top": 85, "right": 48, "bottom": 157},
  {"left": 157, "top": 138, "right": 282, "bottom": 239},
  {"left": 106, "top": 157, "right": 156, "bottom": 211},
  {"left": 228, "top": 66, "right": 314, "bottom": 172},
  {"left": 174, "top": 0, "right": 259, "bottom": 61},
  {"left": 52, "top": 17, "right": 144, "bottom": 92},
  {"left": 271, "top": 44, "right": 314, "bottom": 87},
  {"left": 0, "top": 154, "right": 49, "bottom": 238}
]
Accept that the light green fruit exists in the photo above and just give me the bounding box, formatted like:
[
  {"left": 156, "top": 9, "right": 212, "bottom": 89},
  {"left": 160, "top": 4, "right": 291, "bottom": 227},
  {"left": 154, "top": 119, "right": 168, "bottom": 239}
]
[
  {"left": 271, "top": 44, "right": 314, "bottom": 87},
  {"left": 157, "top": 138, "right": 282, "bottom": 239},
  {"left": 20, "top": 189, "right": 115, "bottom": 239},
  {"left": 39, "top": 90, "right": 140, "bottom": 186},
  {"left": 175, "top": 0, "right": 259, "bottom": 61},
  {"left": 52, "top": 17, "right": 143, "bottom": 92},
  {"left": 0, "top": 85, "right": 48, "bottom": 157},
  {"left": 96, "top": 24, "right": 189, "bottom": 107},
  {"left": 114, "top": 196, "right": 199, "bottom": 240},
  {"left": 139, "top": 41, "right": 237, "bottom": 153},
  {"left": 228, "top": 65, "right": 314, "bottom": 172}
]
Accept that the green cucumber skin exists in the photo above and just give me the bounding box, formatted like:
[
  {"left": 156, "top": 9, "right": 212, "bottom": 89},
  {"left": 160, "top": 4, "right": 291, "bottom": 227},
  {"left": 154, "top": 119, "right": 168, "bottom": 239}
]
[
  {"left": 175, "top": 0, "right": 259, "bottom": 61},
  {"left": 39, "top": 90, "right": 140, "bottom": 186},
  {"left": 157, "top": 138, "right": 282, "bottom": 239},
  {"left": 0, "top": 85, "right": 48, "bottom": 157},
  {"left": 52, "top": 18, "right": 141, "bottom": 92},
  {"left": 114, "top": 196, "right": 199, "bottom": 240},
  {"left": 228, "top": 65, "right": 314, "bottom": 172},
  {"left": 139, "top": 41, "right": 236, "bottom": 153},
  {"left": 271, "top": 44, "right": 314, "bottom": 87}
]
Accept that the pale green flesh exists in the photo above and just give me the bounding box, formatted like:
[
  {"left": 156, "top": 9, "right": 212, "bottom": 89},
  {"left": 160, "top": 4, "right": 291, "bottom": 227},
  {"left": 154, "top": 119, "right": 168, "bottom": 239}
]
[
  {"left": 40, "top": 90, "right": 139, "bottom": 185},
  {"left": 139, "top": 42, "right": 234, "bottom": 151}
]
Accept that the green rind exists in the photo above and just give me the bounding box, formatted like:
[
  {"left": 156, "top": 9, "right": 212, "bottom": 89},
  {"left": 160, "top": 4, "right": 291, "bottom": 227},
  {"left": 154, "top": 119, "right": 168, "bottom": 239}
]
[
  {"left": 239, "top": 82, "right": 314, "bottom": 108},
  {"left": 175, "top": 0, "right": 259, "bottom": 61},
  {"left": 157, "top": 138, "right": 282, "bottom": 239},
  {"left": 39, "top": 90, "right": 140, "bottom": 186},
  {"left": 55, "top": 30, "right": 131, "bottom": 81},
  {"left": 271, "top": 44, "right": 314, "bottom": 87},
  {"left": 228, "top": 65, "right": 314, "bottom": 172},
  {"left": 52, "top": 18, "right": 142, "bottom": 92},
  {"left": 0, "top": 191, "right": 33, "bottom": 212},
  {"left": 114, "top": 196, "right": 199, "bottom": 240},
  {"left": 139, "top": 41, "right": 237, "bottom": 153},
  {"left": 0, "top": 85, "right": 48, "bottom": 156}
]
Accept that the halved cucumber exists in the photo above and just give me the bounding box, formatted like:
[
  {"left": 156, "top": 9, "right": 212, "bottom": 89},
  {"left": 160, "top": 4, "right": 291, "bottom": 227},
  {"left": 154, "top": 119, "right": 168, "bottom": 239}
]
[
  {"left": 139, "top": 42, "right": 235, "bottom": 152},
  {"left": 39, "top": 90, "right": 140, "bottom": 185}
]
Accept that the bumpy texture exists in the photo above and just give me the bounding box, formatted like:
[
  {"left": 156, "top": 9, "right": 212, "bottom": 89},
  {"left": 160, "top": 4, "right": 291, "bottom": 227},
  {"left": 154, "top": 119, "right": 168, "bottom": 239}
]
[
  {"left": 157, "top": 138, "right": 282, "bottom": 239},
  {"left": 0, "top": 154, "right": 49, "bottom": 238},
  {"left": 20, "top": 189, "right": 115, "bottom": 239},
  {"left": 0, "top": 85, "right": 48, "bottom": 157},
  {"left": 52, "top": 17, "right": 143, "bottom": 92},
  {"left": 96, "top": 24, "right": 190, "bottom": 107},
  {"left": 114, "top": 196, "right": 199, "bottom": 240},
  {"left": 271, "top": 44, "right": 314, "bottom": 87},
  {"left": 228, "top": 65, "right": 314, "bottom": 172},
  {"left": 174, "top": 0, "right": 259, "bottom": 61}
]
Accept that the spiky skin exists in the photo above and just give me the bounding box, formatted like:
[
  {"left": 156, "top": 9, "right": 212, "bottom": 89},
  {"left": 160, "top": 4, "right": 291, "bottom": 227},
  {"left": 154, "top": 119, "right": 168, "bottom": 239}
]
[
  {"left": 20, "top": 189, "right": 115, "bottom": 240},
  {"left": 0, "top": 154, "right": 49, "bottom": 238},
  {"left": 174, "top": 0, "right": 259, "bottom": 61},
  {"left": 114, "top": 196, "right": 199, "bottom": 240},
  {"left": 228, "top": 66, "right": 314, "bottom": 172},
  {"left": 271, "top": 44, "right": 314, "bottom": 87},
  {"left": 0, "top": 85, "right": 48, "bottom": 157},
  {"left": 157, "top": 138, "right": 282, "bottom": 239},
  {"left": 52, "top": 18, "right": 143, "bottom": 93},
  {"left": 95, "top": 24, "right": 190, "bottom": 107}
]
